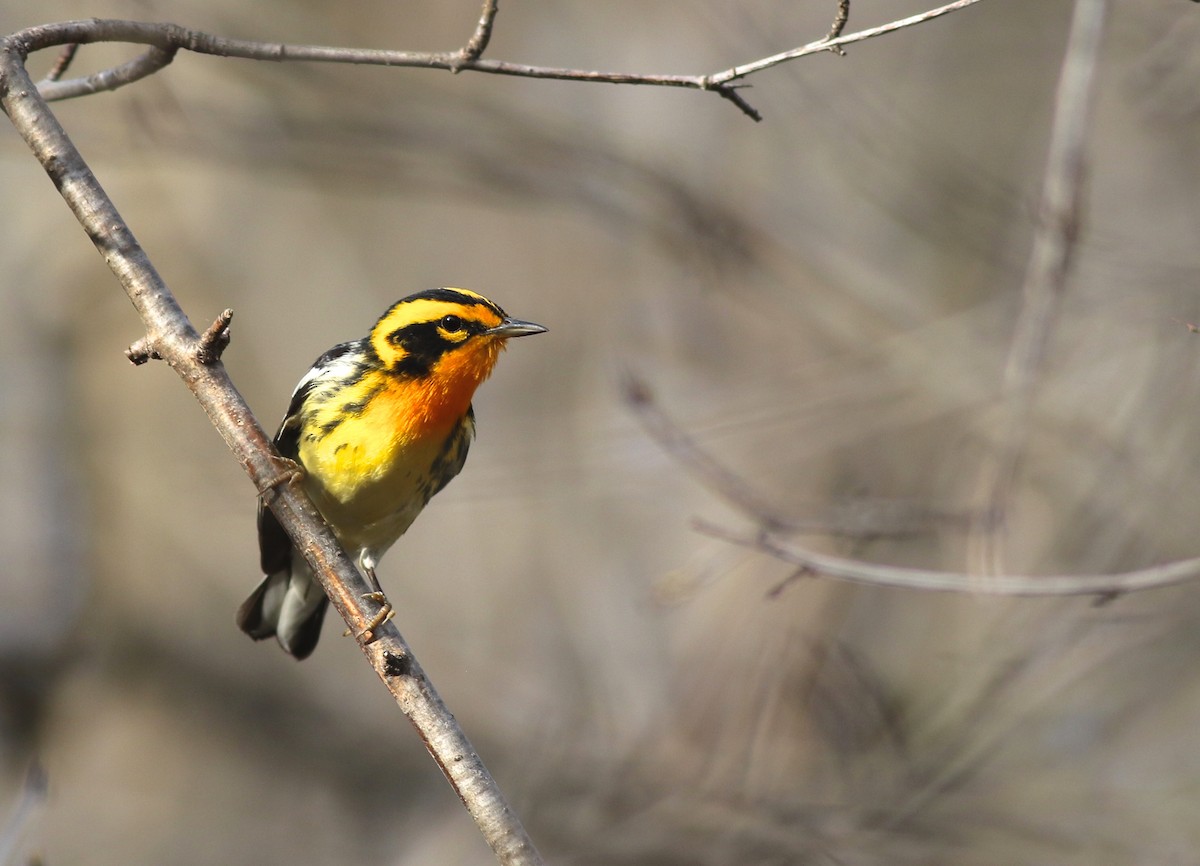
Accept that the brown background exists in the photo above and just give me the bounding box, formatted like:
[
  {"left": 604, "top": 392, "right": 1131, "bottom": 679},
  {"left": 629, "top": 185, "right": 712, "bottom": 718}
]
[{"left": 3, "top": 1, "right": 1200, "bottom": 864}]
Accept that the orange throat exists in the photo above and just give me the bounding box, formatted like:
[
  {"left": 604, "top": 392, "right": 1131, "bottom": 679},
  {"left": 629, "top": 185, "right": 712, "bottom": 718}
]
[{"left": 388, "top": 338, "right": 503, "bottom": 438}]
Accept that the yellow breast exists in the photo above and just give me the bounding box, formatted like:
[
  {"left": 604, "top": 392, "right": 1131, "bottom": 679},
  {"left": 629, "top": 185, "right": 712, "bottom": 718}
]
[{"left": 297, "top": 369, "right": 477, "bottom": 555}]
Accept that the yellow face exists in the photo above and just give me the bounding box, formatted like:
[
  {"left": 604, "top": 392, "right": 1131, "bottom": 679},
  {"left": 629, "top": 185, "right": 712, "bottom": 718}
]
[{"left": 368, "top": 287, "right": 508, "bottom": 378}]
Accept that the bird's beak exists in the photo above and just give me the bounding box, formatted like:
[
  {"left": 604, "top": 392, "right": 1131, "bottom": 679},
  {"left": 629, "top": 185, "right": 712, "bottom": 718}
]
[{"left": 486, "top": 317, "right": 547, "bottom": 338}]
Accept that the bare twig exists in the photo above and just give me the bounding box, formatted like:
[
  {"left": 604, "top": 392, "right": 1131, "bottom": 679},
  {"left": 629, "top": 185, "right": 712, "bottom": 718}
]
[
  {"left": 627, "top": 366, "right": 1200, "bottom": 602},
  {"left": 456, "top": 0, "right": 499, "bottom": 68},
  {"left": 699, "top": 520, "right": 1200, "bottom": 599},
  {"left": 709, "top": 0, "right": 985, "bottom": 85},
  {"left": 622, "top": 372, "right": 794, "bottom": 531},
  {"left": 124, "top": 335, "right": 161, "bottom": 366},
  {"left": 825, "top": 0, "right": 851, "bottom": 56},
  {"left": 36, "top": 44, "right": 176, "bottom": 100},
  {"left": 967, "top": 0, "right": 1108, "bottom": 575},
  {"left": 0, "top": 35, "right": 542, "bottom": 866},
  {"left": 14, "top": 0, "right": 987, "bottom": 121},
  {"left": 43, "top": 42, "right": 77, "bottom": 81},
  {"left": 194, "top": 308, "right": 233, "bottom": 365}
]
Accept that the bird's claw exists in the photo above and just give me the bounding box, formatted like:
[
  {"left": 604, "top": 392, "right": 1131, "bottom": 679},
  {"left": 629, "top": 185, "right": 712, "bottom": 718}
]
[{"left": 343, "top": 591, "right": 394, "bottom": 642}]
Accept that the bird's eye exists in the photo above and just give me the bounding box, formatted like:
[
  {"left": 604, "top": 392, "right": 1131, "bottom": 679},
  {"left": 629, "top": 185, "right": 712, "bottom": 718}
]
[{"left": 440, "top": 315, "right": 464, "bottom": 332}]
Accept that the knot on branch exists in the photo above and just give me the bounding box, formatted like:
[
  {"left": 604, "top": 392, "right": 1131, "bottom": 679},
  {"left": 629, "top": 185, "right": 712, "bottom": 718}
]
[
  {"left": 383, "top": 650, "right": 412, "bottom": 677},
  {"left": 195, "top": 308, "right": 233, "bottom": 365},
  {"left": 125, "top": 335, "right": 161, "bottom": 365}
]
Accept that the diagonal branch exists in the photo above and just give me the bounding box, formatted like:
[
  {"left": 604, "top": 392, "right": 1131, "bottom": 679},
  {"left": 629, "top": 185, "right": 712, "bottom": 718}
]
[
  {"left": 0, "top": 33, "right": 542, "bottom": 866},
  {"left": 967, "top": 0, "right": 1109, "bottom": 575}
]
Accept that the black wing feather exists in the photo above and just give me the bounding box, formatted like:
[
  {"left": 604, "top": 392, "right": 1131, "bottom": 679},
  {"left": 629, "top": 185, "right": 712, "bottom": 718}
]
[{"left": 255, "top": 340, "right": 358, "bottom": 575}]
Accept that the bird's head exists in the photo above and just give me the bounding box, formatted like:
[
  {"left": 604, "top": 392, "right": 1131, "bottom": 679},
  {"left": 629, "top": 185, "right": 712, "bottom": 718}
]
[{"left": 369, "top": 288, "right": 546, "bottom": 386}]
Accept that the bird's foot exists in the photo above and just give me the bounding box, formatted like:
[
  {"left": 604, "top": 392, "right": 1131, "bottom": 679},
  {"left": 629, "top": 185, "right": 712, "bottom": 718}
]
[
  {"left": 344, "top": 591, "right": 394, "bottom": 642},
  {"left": 259, "top": 457, "right": 306, "bottom": 501}
]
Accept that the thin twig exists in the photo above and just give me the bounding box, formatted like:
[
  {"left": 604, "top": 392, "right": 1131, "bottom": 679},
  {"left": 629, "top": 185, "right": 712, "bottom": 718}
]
[
  {"left": 0, "top": 37, "right": 542, "bottom": 866},
  {"left": 626, "top": 359, "right": 1200, "bottom": 602},
  {"left": 710, "top": 0, "right": 984, "bottom": 84},
  {"left": 623, "top": 373, "right": 958, "bottom": 539},
  {"left": 194, "top": 308, "right": 233, "bottom": 365},
  {"left": 14, "top": 0, "right": 988, "bottom": 121},
  {"left": 698, "top": 520, "right": 1200, "bottom": 599},
  {"left": 125, "top": 335, "right": 161, "bottom": 366},
  {"left": 967, "top": 0, "right": 1108, "bottom": 575},
  {"left": 36, "top": 44, "right": 176, "bottom": 99},
  {"left": 622, "top": 372, "right": 794, "bottom": 532},
  {"left": 825, "top": 0, "right": 851, "bottom": 56},
  {"left": 457, "top": 0, "right": 499, "bottom": 68},
  {"left": 43, "top": 42, "right": 77, "bottom": 80}
]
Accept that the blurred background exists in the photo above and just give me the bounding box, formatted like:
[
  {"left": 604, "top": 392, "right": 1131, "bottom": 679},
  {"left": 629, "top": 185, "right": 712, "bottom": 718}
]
[{"left": 3, "top": 1, "right": 1200, "bottom": 863}]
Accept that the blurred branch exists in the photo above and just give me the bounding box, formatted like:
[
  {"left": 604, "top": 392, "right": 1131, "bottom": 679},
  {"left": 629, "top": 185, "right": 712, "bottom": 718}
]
[
  {"left": 698, "top": 521, "right": 1200, "bottom": 599},
  {"left": 0, "top": 762, "right": 46, "bottom": 866},
  {"left": 967, "top": 0, "right": 1109, "bottom": 574},
  {"left": 42, "top": 42, "right": 77, "bottom": 81},
  {"left": 15, "top": 0, "right": 988, "bottom": 121},
  {"left": 626, "top": 376, "right": 1200, "bottom": 600},
  {"left": 0, "top": 21, "right": 542, "bottom": 866},
  {"left": 623, "top": 373, "right": 959, "bottom": 539}
]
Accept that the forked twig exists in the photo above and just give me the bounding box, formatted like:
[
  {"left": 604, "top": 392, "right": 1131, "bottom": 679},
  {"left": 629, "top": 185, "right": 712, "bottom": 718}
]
[
  {"left": 457, "top": 0, "right": 499, "bottom": 67},
  {"left": 20, "top": 0, "right": 987, "bottom": 121},
  {"left": 626, "top": 366, "right": 1200, "bottom": 601},
  {"left": 825, "top": 0, "right": 851, "bottom": 55}
]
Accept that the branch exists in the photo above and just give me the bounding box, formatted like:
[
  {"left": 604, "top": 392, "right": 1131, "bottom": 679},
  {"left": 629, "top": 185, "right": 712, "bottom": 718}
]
[
  {"left": 456, "top": 0, "right": 498, "bottom": 69},
  {"left": 698, "top": 521, "right": 1200, "bottom": 600},
  {"left": 622, "top": 373, "right": 960, "bottom": 539},
  {"left": 967, "top": 0, "right": 1109, "bottom": 574},
  {"left": 824, "top": 0, "right": 851, "bottom": 56},
  {"left": 0, "top": 762, "right": 47, "bottom": 865},
  {"left": 626, "top": 376, "right": 1200, "bottom": 602},
  {"left": 13, "top": 0, "right": 989, "bottom": 121},
  {"left": 0, "top": 27, "right": 542, "bottom": 866},
  {"left": 708, "top": 0, "right": 985, "bottom": 84}
]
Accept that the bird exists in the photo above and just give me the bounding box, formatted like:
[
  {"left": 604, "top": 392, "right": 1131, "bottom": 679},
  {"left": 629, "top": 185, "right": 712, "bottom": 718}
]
[{"left": 236, "top": 287, "right": 546, "bottom": 659}]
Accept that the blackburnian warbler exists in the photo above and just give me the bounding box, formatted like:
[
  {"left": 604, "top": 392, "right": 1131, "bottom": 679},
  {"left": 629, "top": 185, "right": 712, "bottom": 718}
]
[{"left": 236, "top": 288, "right": 546, "bottom": 659}]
